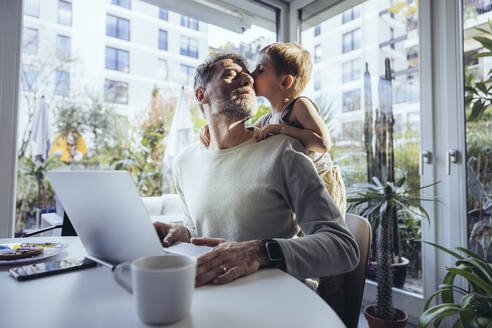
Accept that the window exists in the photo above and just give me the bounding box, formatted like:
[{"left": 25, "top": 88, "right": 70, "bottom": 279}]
[
  {"left": 343, "top": 29, "right": 361, "bottom": 53},
  {"left": 56, "top": 35, "right": 71, "bottom": 58},
  {"left": 342, "top": 58, "right": 361, "bottom": 83},
  {"left": 23, "top": 27, "right": 38, "bottom": 54},
  {"left": 342, "top": 89, "right": 361, "bottom": 112},
  {"left": 159, "top": 8, "right": 168, "bottom": 21},
  {"left": 314, "top": 44, "right": 322, "bottom": 64},
  {"left": 106, "top": 15, "right": 130, "bottom": 41},
  {"left": 55, "top": 70, "right": 69, "bottom": 96},
  {"left": 314, "top": 72, "right": 321, "bottom": 91},
  {"left": 105, "top": 47, "right": 129, "bottom": 72},
  {"left": 180, "top": 36, "right": 198, "bottom": 58},
  {"left": 314, "top": 24, "right": 321, "bottom": 37},
  {"left": 180, "top": 15, "right": 199, "bottom": 30},
  {"left": 342, "top": 7, "right": 360, "bottom": 24},
  {"left": 180, "top": 64, "right": 195, "bottom": 85},
  {"left": 58, "top": 1, "right": 72, "bottom": 26},
  {"left": 24, "top": 0, "right": 40, "bottom": 18},
  {"left": 21, "top": 69, "right": 37, "bottom": 92},
  {"left": 111, "top": 0, "right": 130, "bottom": 9},
  {"left": 157, "top": 59, "right": 167, "bottom": 80},
  {"left": 341, "top": 121, "right": 363, "bottom": 141},
  {"left": 158, "top": 29, "right": 167, "bottom": 51},
  {"left": 104, "top": 79, "right": 128, "bottom": 104}
]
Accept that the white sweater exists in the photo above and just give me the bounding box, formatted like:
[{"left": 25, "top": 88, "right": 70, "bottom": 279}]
[{"left": 173, "top": 134, "right": 359, "bottom": 280}]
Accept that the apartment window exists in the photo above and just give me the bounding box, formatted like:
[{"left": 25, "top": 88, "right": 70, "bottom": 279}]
[
  {"left": 314, "top": 24, "right": 321, "bottom": 37},
  {"left": 342, "top": 58, "right": 361, "bottom": 83},
  {"left": 159, "top": 8, "right": 168, "bottom": 21},
  {"left": 104, "top": 79, "right": 128, "bottom": 104},
  {"left": 107, "top": 15, "right": 130, "bottom": 41},
  {"left": 342, "top": 7, "right": 360, "bottom": 24},
  {"left": 157, "top": 59, "right": 167, "bottom": 80},
  {"left": 24, "top": 0, "right": 40, "bottom": 18},
  {"left": 314, "top": 72, "right": 321, "bottom": 91},
  {"left": 21, "top": 69, "right": 37, "bottom": 92},
  {"left": 56, "top": 35, "right": 71, "bottom": 58},
  {"left": 58, "top": 1, "right": 72, "bottom": 26},
  {"left": 342, "top": 89, "right": 361, "bottom": 112},
  {"left": 23, "top": 27, "right": 38, "bottom": 54},
  {"left": 111, "top": 0, "right": 130, "bottom": 9},
  {"left": 180, "top": 64, "right": 195, "bottom": 85},
  {"left": 314, "top": 44, "right": 322, "bottom": 64},
  {"left": 55, "top": 70, "right": 69, "bottom": 96},
  {"left": 180, "top": 36, "right": 198, "bottom": 58},
  {"left": 343, "top": 29, "right": 361, "bottom": 53},
  {"left": 180, "top": 15, "right": 199, "bottom": 30},
  {"left": 105, "top": 47, "right": 129, "bottom": 72},
  {"left": 158, "top": 30, "right": 168, "bottom": 51}
]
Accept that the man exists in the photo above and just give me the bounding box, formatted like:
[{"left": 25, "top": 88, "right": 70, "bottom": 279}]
[{"left": 154, "top": 53, "right": 359, "bottom": 287}]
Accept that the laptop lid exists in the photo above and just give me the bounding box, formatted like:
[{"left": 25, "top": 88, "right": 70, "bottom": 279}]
[{"left": 47, "top": 170, "right": 163, "bottom": 265}]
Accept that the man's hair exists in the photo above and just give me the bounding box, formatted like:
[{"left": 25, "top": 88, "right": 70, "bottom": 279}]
[
  {"left": 260, "top": 43, "right": 312, "bottom": 97},
  {"left": 194, "top": 53, "right": 249, "bottom": 90}
]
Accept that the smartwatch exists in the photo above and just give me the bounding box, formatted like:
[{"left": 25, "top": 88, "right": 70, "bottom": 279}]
[{"left": 264, "top": 239, "right": 285, "bottom": 269}]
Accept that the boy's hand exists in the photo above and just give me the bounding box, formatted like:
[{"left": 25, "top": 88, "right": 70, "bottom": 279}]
[
  {"left": 199, "top": 124, "right": 210, "bottom": 147},
  {"left": 256, "top": 124, "right": 282, "bottom": 142}
]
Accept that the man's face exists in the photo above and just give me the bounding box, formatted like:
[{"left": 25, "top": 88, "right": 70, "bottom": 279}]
[{"left": 205, "top": 58, "right": 257, "bottom": 120}]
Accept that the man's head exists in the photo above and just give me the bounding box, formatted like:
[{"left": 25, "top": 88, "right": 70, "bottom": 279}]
[
  {"left": 254, "top": 43, "right": 312, "bottom": 98},
  {"left": 194, "top": 53, "right": 257, "bottom": 122}
]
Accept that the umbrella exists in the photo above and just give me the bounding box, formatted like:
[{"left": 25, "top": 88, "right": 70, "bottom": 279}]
[
  {"left": 162, "top": 86, "right": 194, "bottom": 192},
  {"left": 30, "top": 96, "right": 52, "bottom": 168}
]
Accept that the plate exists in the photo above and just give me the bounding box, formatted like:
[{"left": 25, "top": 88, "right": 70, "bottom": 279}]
[{"left": 0, "top": 243, "right": 67, "bottom": 265}]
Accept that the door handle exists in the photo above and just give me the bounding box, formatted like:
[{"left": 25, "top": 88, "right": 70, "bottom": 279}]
[
  {"left": 446, "top": 149, "right": 458, "bottom": 175},
  {"left": 419, "top": 151, "right": 432, "bottom": 176}
]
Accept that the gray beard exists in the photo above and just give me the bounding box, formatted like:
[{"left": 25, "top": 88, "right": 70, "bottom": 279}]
[{"left": 218, "top": 91, "right": 257, "bottom": 121}]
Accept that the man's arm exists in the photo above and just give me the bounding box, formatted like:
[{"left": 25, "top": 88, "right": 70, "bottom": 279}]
[{"left": 274, "top": 141, "right": 360, "bottom": 280}]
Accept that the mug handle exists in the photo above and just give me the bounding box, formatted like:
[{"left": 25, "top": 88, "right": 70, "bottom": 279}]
[{"left": 113, "top": 262, "right": 133, "bottom": 294}]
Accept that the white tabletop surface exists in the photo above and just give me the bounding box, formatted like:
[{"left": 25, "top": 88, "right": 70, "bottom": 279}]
[{"left": 0, "top": 237, "right": 345, "bottom": 328}]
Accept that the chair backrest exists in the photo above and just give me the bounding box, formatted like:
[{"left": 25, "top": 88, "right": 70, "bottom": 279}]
[{"left": 342, "top": 214, "right": 372, "bottom": 328}]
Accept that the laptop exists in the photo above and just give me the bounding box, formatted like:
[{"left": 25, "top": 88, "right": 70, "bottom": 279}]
[{"left": 46, "top": 170, "right": 207, "bottom": 267}]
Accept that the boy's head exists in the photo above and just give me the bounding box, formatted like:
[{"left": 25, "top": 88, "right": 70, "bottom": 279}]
[{"left": 253, "top": 43, "right": 312, "bottom": 99}]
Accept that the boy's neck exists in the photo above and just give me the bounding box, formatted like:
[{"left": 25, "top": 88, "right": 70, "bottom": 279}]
[{"left": 268, "top": 92, "right": 296, "bottom": 114}]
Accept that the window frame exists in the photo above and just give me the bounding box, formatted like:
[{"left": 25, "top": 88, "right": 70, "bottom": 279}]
[
  {"left": 158, "top": 29, "right": 168, "bottom": 51},
  {"left": 56, "top": 34, "right": 71, "bottom": 58},
  {"left": 22, "top": 27, "right": 38, "bottom": 55},
  {"left": 105, "top": 46, "right": 130, "bottom": 73},
  {"left": 342, "top": 88, "right": 361, "bottom": 112},
  {"left": 342, "top": 28, "right": 361, "bottom": 54},
  {"left": 24, "top": 0, "right": 40, "bottom": 18},
  {"left": 111, "top": 0, "right": 130, "bottom": 9},
  {"left": 55, "top": 70, "right": 69, "bottom": 97},
  {"left": 180, "top": 36, "right": 198, "bottom": 58},
  {"left": 106, "top": 14, "right": 130, "bottom": 41},
  {"left": 104, "top": 79, "right": 129, "bottom": 105},
  {"left": 159, "top": 8, "right": 168, "bottom": 21},
  {"left": 57, "top": 0, "right": 72, "bottom": 27}
]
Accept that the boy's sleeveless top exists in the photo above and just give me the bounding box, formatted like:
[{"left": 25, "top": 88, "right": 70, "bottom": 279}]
[{"left": 259, "top": 96, "right": 334, "bottom": 174}]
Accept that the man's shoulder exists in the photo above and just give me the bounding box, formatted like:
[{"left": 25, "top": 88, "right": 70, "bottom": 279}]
[
  {"left": 266, "top": 134, "right": 306, "bottom": 154},
  {"left": 173, "top": 142, "right": 201, "bottom": 167}
]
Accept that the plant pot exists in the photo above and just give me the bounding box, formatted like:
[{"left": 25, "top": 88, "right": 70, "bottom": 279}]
[
  {"left": 366, "top": 257, "right": 410, "bottom": 289},
  {"left": 363, "top": 304, "right": 408, "bottom": 328}
]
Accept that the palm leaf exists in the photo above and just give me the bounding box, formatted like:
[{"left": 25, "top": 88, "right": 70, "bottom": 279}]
[
  {"left": 418, "top": 304, "right": 462, "bottom": 328},
  {"left": 446, "top": 268, "right": 492, "bottom": 296}
]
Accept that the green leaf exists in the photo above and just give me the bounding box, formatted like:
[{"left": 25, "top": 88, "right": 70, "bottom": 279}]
[
  {"left": 447, "top": 268, "right": 492, "bottom": 296},
  {"left": 418, "top": 304, "right": 462, "bottom": 328},
  {"left": 424, "top": 242, "right": 464, "bottom": 260},
  {"left": 475, "top": 82, "right": 488, "bottom": 94},
  {"left": 468, "top": 100, "right": 485, "bottom": 122},
  {"left": 442, "top": 271, "right": 458, "bottom": 303},
  {"left": 474, "top": 27, "right": 492, "bottom": 35},
  {"left": 459, "top": 308, "right": 479, "bottom": 328},
  {"left": 455, "top": 258, "right": 492, "bottom": 284},
  {"left": 488, "top": 19, "right": 492, "bottom": 32},
  {"left": 474, "top": 36, "right": 492, "bottom": 51},
  {"left": 465, "top": 86, "right": 477, "bottom": 94},
  {"left": 473, "top": 52, "right": 492, "bottom": 59}
]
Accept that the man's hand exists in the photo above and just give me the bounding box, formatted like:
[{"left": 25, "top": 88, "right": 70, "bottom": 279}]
[
  {"left": 153, "top": 222, "right": 190, "bottom": 247},
  {"left": 255, "top": 123, "right": 282, "bottom": 142},
  {"left": 191, "top": 237, "right": 269, "bottom": 287},
  {"left": 199, "top": 124, "right": 210, "bottom": 148}
]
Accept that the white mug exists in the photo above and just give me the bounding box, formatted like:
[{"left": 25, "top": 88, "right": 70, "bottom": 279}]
[{"left": 113, "top": 254, "right": 196, "bottom": 325}]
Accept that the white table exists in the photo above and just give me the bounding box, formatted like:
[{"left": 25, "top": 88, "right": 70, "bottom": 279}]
[{"left": 0, "top": 237, "right": 345, "bottom": 328}]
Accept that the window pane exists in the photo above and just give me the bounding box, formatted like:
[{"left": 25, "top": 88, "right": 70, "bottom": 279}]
[
  {"left": 21, "top": 69, "right": 37, "bottom": 91},
  {"left": 314, "top": 24, "right": 321, "bottom": 37},
  {"left": 58, "top": 1, "right": 72, "bottom": 26},
  {"left": 314, "top": 44, "right": 321, "bottom": 63},
  {"left": 23, "top": 27, "right": 38, "bottom": 54},
  {"left": 24, "top": 0, "right": 40, "bottom": 17},
  {"left": 105, "top": 47, "right": 117, "bottom": 70},
  {"left": 56, "top": 35, "right": 71, "bottom": 58},
  {"left": 302, "top": 0, "right": 422, "bottom": 294},
  {"left": 159, "top": 8, "right": 168, "bottom": 21},
  {"left": 159, "top": 30, "right": 167, "bottom": 50},
  {"left": 106, "top": 15, "right": 117, "bottom": 37},
  {"left": 55, "top": 70, "right": 69, "bottom": 96},
  {"left": 117, "top": 49, "right": 129, "bottom": 72},
  {"left": 463, "top": 1, "right": 492, "bottom": 264},
  {"left": 118, "top": 18, "right": 130, "bottom": 41},
  {"left": 104, "top": 79, "right": 128, "bottom": 104},
  {"left": 112, "top": 0, "right": 130, "bottom": 9}
]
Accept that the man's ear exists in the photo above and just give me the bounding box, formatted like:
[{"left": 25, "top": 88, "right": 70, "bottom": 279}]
[
  {"left": 280, "top": 74, "right": 294, "bottom": 90},
  {"left": 195, "top": 87, "right": 208, "bottom": 105}
]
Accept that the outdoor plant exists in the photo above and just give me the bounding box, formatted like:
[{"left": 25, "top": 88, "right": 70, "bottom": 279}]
[
  {"left": 348, "top": 176, "right": 436, "bottom": 321},
  {"left": 418, "top": 242, "right": 492, "bottom": 328}
]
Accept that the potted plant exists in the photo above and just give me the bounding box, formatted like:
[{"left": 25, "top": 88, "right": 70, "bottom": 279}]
[
  {"left": 348, "top": 176, "right": 436, "bottom": 327},
  {"left": 418, "top": 242, "right": 492, "bottom": 328}
]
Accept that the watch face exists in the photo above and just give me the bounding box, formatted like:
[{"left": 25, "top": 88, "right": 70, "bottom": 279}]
[{"left": 266, "top": 240, "right": 283, "bottom": 262}]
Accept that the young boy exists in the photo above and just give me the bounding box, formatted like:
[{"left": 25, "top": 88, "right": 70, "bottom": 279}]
[{"left": 200, "top": 43, "right": 346, "bottom": 217}]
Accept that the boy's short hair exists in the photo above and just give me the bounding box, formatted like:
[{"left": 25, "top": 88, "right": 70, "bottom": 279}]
[{"left": 260, "top": 43, "right": 312, "bottom": 97}]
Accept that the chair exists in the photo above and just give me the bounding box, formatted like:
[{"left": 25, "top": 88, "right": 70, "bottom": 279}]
[{"left": 318, "top": 214, "right": 372, "bottom": 328}]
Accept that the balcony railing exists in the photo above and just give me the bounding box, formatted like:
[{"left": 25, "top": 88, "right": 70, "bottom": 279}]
[{"left": 464, "top": 0, "right": 492, "bottom": 15}]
